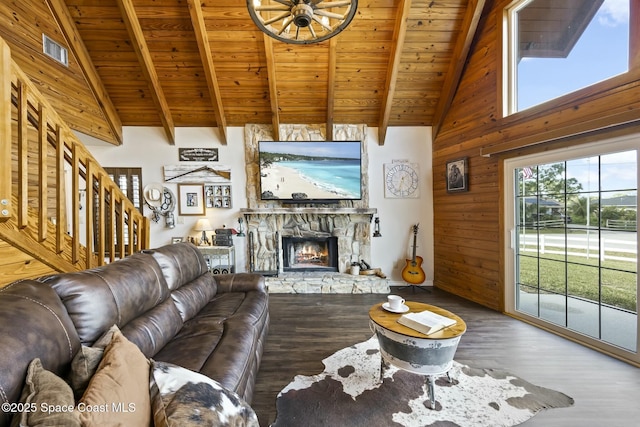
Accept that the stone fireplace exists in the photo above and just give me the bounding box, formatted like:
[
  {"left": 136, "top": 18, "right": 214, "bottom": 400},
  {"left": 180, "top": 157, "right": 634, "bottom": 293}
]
[
  {"left": 242, "top": 208, "right": 376, "bottom": 274},
  {"left": 241, "top": 124, "right": 389, "bottom": 294}
]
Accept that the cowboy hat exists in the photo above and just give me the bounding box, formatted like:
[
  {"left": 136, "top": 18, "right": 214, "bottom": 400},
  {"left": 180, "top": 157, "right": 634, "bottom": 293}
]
[{"left": 143, "top": 182, "right": 164, "bottom": 208}]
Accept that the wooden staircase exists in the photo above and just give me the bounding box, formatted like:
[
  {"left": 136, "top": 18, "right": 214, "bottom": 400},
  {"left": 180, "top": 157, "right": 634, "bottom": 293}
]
[{"left": 0, "top": 38, "right": 149, "bottom": 286}]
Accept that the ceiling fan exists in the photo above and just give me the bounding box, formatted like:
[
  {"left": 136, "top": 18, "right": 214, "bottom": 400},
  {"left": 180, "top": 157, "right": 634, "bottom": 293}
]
[{"left": 247, "top": 0, "right": 358, "bottom": 44}]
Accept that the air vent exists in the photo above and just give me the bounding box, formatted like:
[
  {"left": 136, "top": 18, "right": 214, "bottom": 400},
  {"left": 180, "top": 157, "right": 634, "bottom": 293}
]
[{"left": 42, "top": 34, "right": 68, "bottom": 67}]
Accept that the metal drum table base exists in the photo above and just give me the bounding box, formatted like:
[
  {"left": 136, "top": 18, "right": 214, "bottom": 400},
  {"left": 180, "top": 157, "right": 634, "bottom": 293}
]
[
  {"left": 379, "top": 350, "right": 454, "bottom": 409},
  {"left": 369, "top": 302, "right": 466, "bottom": 410}
]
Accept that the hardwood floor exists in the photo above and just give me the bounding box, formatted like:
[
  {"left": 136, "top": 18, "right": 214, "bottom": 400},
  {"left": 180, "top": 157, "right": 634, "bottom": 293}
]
[{"left": 251, "top": 287, "right": 640, "bottom": 427}]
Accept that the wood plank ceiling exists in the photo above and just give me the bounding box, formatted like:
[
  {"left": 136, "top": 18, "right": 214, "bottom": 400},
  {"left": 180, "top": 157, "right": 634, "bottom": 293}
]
[{"left": 1, "top": 0, "right": 482, "bottom": 145}]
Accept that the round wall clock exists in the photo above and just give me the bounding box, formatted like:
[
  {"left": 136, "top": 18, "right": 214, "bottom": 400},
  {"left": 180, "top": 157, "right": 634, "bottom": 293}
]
[{"left": 384, "top": 162, "right": 420, "bottom": 198}]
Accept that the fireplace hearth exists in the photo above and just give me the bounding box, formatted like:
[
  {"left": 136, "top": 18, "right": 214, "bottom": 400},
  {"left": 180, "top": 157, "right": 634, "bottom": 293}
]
[{"left": 282, "top": 236, "right": 338, "bottom": 272}]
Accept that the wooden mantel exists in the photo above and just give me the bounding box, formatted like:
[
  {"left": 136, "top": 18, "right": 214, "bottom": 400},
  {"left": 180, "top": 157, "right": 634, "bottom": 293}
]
[{"left": 241, "top": 207, "right": 377, "bottom": 217}]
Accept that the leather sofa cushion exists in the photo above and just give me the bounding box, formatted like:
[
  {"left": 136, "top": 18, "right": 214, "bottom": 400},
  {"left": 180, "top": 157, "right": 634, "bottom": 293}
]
[
  {"left": 197, "top": 292, "right": 269, "bottom": 397},
  {"left": 120, "top": 298, "right": 184, "bottom": 358},
  {"left": 0, "top": 281, "right": 81, "bottom": 426},
  {"left": 216, "top": 273, "right": 266, "bottom": 294},
  {"left": 41, "top": 252, "right": 170, "bottom": 345},
  {"left": 152, "top": 314, "right": 225, "bottom": 374},
  {"left": 145, "top": 243, "right": 211, "bottom": 291},
  {"left": 154, "top": 290, "right": 269, "bottom": 400},
  {"left": 170, "top": 274, "right": 217, "bottom": 322}
]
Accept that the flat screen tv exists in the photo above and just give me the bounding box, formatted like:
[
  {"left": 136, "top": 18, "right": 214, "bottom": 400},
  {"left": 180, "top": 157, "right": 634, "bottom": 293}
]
[{"left": 259, "top": 141, "right": 362, "bottom": 202}]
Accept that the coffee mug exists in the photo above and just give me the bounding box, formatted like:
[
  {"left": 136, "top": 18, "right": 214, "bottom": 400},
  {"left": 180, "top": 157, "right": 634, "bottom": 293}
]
[{"left": 387, "top": 295, "right": 405, "bottom": 310}]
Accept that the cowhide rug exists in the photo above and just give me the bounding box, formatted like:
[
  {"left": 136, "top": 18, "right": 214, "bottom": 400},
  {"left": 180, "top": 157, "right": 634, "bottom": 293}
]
[{"left": 271, "top": 336, "right": 573, "bottom": 427}]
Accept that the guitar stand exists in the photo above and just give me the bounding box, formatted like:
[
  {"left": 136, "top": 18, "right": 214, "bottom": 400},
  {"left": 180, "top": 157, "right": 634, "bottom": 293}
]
[
  {"left": 397, "top": 283, "right": 431, "bottom": 293},
  {"left": 401, "top": 225, "right": 428, "bottom": 294}
]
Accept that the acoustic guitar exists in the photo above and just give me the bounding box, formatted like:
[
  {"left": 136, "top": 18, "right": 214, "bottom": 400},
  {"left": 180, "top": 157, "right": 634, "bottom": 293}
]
[{"left": 401, "top": 224, "right": 426, "bottom": 284}]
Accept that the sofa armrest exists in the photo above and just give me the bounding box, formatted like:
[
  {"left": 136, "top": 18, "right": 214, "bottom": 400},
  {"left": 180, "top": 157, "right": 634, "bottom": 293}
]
[{"left": 215, "top": 273, "right": 266, "bottom": 293}]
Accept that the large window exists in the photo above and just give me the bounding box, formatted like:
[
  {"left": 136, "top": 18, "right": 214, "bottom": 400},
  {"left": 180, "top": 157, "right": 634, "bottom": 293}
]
[
  {"left": 504, "top": 135, "right": 639, "bottom": 363},
  {"left": 504, "top": 0, "right": 630, "bottom": 114}
]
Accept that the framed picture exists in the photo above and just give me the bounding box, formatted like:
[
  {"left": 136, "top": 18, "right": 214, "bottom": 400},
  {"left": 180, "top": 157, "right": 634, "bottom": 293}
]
[
  {"left": 178, "top": 183, "right": 205, "bottom": 215},
  {"left": 205, "top": 184, "right": 232, "bottom": 208},
  {"left": 171, "top": 237, "right": 183, "bottom": 244},
  {"left": 446, "top": 157, "right": 468, "bottom": 193}
]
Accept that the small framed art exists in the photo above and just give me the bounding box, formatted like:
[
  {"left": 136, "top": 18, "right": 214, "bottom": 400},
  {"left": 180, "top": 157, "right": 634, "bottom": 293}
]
[
  {"left": 446, "top": 157, "right": 468, "bottom": 193},
  {"left": 178, "top": 183, "right": 206, "bottom": 215},
  {"left": 205, "top": 184, "right": 232, "bottom": 209}
]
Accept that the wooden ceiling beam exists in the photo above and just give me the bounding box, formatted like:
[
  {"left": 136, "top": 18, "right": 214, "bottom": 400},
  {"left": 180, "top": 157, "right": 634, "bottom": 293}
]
[
  {"left": 326, "top": 37, "right": 338, "bottom": 141},
  {"left": 377, "top": 0, "right": 412, "bottom": 146},
  {"left": 115, "top": 0, "right": 175, "bottom": 145},
  {"left": 431, "top": 0, "right": 486, "bottom": 141},
  {"left": 186, "top": 0, "right": 227, "bottom": 145},
  {"left": 45, "top": 0, "right": 123, "bottom": 146},
  {"left": 263, "top": 35, "right": 280, "bottom": 141}
]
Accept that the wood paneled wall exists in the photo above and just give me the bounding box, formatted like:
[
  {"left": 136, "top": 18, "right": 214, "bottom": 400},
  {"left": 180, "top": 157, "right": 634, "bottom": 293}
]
[
  {"left": 0, "top": 0, "right": 117, "bottom": 144},
  {"left": 432, "top": 0, "right": 640, "bottom": 311}
]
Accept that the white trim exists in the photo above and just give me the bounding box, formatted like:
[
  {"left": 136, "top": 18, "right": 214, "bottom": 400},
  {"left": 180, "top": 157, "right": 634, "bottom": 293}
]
[
  {"left": 503, "top": 0, "right": 534, "bottom": 116},
  {"left": 503, "top": 132, "right": 640, "bottom": 364}
]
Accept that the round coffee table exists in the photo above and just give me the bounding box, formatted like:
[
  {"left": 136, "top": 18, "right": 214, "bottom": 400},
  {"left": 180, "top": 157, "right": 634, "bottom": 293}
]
[{"left": 369, "top": 301, "right": 466, "bottom": 408}]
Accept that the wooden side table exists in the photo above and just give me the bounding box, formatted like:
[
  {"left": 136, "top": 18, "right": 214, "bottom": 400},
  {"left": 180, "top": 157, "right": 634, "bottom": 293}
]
[
  {"left": 197, "top": 245, "right": 236, "bottom": 274},
  {"left": 369, "top": 301, "right": 466, "bottom": 408}
]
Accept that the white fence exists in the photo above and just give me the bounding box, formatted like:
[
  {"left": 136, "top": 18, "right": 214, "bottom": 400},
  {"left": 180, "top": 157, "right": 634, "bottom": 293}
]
[
  {"left": 532, "top": 219, "right": 566, "bottom": 228},
  {"left": 606, "top": 219, "right": 637, "bottom": 230},
  {"left": 519, "top": 233, "right": 637, "bottom": 263}
]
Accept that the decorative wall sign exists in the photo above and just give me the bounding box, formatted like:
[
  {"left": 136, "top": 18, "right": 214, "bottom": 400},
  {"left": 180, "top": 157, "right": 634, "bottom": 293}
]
[
  {"left": 446, "top": 157, "right": 468, "bottom": 193},
  {"left": 178, "top": 183, "right": 206, "bottom": 215},
  {"left": 179, "top": 148, "right": 218, "bottom": 162},
  {"left": 205, "top": 184, "right": 232, "bottom": 209},
  {"left": 164, "top": 164, "right": 231, "bottom": 184}
]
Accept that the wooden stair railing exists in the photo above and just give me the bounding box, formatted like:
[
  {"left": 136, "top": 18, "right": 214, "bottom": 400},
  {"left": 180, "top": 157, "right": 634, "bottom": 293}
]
[{"left": 0, "top": 38, "right": 149, "bottom": 282}]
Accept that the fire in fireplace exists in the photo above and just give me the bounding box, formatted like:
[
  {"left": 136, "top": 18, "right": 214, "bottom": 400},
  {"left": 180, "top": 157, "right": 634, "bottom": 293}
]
[{"left": 282, "top": 236, "right": 338, "bottom": 272}]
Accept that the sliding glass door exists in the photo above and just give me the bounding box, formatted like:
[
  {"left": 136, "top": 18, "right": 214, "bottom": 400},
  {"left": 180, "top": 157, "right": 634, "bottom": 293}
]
[{"left": 504, "top": 135, "right": 639, "bottom": 362}]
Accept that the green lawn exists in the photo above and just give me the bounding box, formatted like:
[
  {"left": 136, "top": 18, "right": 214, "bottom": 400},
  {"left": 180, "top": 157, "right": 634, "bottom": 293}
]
[{"left": 518, "top": 253, "right": 637, "bottom": 312}]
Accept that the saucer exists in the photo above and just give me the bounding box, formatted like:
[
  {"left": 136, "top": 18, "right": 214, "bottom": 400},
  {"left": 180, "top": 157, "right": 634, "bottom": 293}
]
[{"left": 382, "top": 302, "right": 409, "bottom": 313}]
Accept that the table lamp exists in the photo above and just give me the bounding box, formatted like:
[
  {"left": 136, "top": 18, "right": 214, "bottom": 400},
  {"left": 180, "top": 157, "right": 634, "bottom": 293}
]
[{"left": 194, "top": 218, "right": 212, "bottom": 246}]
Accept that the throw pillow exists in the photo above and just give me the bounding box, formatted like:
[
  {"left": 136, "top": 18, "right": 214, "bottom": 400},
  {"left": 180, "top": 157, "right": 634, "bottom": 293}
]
[
  {"left": 69, "top": 346, "right": 103, "bottom": 399},
  {"left": 10, "top": 358, "right": 80, "bottom": 427},
  {"left": 78, "top": 329, "right": 151, "bottom": 426},
  {"left": 150, "top": 360, "right": 259, "bottom": 427},
  {"left": 68, "top": 324, "right": 120, "bottom": 398}
]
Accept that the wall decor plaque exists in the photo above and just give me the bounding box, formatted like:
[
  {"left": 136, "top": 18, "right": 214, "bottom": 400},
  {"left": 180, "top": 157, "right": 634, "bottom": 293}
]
[
  {"left": 164, "top": 164, "right": 231, "bottom": 183},
  {"left": 179, "top": 148, "right": 219, "bottom": 162}
]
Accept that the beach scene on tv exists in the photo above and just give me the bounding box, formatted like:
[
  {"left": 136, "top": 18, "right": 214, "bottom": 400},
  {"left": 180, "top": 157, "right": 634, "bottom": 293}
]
[{"left": 259, "top": 141, "right": 362, "bottom": 200}]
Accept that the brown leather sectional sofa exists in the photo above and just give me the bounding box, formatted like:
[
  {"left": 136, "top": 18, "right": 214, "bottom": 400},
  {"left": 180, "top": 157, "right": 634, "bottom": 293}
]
[{"left": 0, "top": 242, "right": 269, "bottom": 426}]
